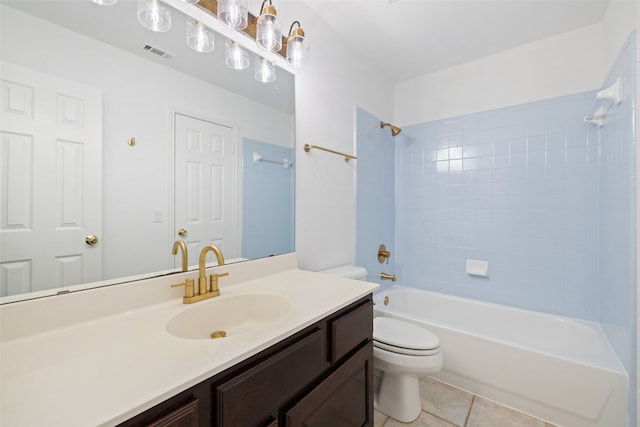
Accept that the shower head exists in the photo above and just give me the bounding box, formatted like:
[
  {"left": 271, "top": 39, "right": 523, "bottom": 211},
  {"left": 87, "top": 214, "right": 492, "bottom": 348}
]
[{"left": 380, "top": 121, "right": 401, "bottom": 137}]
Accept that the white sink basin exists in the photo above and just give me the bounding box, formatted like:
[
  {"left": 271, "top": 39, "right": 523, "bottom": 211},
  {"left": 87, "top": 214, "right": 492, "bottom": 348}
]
[{"left": 166, "top": 294, "right": 291, "bottom": 339}]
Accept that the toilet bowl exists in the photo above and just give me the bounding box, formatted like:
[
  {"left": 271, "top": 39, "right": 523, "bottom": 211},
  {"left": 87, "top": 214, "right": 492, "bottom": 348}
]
[
  {"left": 373, "top": 316, "right": 443, "bottom": 422},
  {"left": 317, "top": 265, "right": 444, "bottom": 423}
]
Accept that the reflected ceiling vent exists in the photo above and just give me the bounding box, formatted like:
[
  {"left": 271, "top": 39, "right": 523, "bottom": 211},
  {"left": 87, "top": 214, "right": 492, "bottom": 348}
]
[{"left": 142, "top": 43, "right": 173, "bottom": 59}]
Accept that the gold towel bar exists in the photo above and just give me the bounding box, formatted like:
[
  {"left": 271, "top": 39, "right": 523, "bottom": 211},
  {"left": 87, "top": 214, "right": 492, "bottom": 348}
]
[{"left": 303, "top": 144, "right": 357, "bottom": 162}]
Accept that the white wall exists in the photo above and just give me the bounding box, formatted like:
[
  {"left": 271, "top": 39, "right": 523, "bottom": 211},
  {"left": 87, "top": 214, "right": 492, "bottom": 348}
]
[
  {"left": 287, "top": 2, "right": 395, "bottom": 271},
  {"left": 602, "top": 1, "right": 638, "bottom": 75},
  {"left": 394, "top": 23, "right": 605, "bottom": 125}
]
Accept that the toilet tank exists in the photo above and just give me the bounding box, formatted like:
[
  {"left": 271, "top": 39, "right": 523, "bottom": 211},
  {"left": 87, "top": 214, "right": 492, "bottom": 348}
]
[{"left": 318, "top": 265, "right": 368, "bottom": 281}]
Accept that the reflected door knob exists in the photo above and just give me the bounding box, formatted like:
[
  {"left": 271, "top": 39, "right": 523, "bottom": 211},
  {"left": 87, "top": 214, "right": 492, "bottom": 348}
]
[
  {"left": 85, "top": 235, "right": 99, "bottom": 246},
  {"left": 177, "top": 228, "right": 187, "bottom": 237}
]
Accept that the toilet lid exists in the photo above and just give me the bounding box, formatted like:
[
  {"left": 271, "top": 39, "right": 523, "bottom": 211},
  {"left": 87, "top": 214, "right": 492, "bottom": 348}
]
[{"left": 373, "top": 317, "right": 440, "bottom": 351}]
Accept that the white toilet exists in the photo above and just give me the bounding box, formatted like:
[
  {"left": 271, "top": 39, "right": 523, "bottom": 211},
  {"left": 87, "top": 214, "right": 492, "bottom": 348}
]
[{"left": 318, "top": 265, "right": 443, "bottom": 423}]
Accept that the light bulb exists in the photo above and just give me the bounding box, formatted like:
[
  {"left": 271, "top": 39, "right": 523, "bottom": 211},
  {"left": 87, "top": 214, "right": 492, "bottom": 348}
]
[
  {"left": 255, "top": 56, "right": 275, "bottom": 83},
  {"left": 137, "top": 0, "right": 171, "bottom": 33},
  {"left": 286, "top": 25, "right": 308, "bottom": 68},
  {"left": 256, "top": 4, "right": 281, "bottom": 52},
  {"left": 225, "top": 39, "right": 249, "bottom": 70},
  {"left": 187, "top": 20, "right": 215, "bottom": 53},
  {"left": 218, "top": 0, "right": 248, "bottom": 30}
]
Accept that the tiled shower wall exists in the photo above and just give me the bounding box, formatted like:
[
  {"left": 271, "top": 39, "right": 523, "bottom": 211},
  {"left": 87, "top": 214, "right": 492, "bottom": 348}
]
[
  {"left": 357, "top": 30, "right": 636, "bottom": 425},
  {"left": 395, "top": 91, "right": 601, "bottom": 320},
  {"left": 241, "top": 138, "right": 294, "bottom": 259},
  {"left": 597, "top": 33, "right": 636, "bottom": 421},
  {"left": 355, "top": 108, "right": 395, "bottom": 286}
]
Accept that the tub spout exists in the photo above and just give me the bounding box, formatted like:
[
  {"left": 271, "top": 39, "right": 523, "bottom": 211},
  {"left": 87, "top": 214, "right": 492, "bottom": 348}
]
[{"left": 380, "top": 272, "right": 396, "bottom": 281}]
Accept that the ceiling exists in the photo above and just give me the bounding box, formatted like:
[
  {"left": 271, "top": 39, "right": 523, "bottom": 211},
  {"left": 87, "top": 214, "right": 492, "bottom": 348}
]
[
  {"left": 301, "top": 0, "right": 611, "bottom": 82},
  {"left": 3, "top": 0, "right": 611, "bottom": 91}
]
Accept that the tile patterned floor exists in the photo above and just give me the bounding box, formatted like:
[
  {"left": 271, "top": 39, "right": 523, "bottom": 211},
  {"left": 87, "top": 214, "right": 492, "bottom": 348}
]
[{"left": 374, "top": 377, "right": 557, "bottom": 427}]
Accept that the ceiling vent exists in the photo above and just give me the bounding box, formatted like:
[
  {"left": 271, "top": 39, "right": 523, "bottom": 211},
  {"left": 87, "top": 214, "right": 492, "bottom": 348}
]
[{"left": 142, "top": 44, "right": 173, "bottom": 59}]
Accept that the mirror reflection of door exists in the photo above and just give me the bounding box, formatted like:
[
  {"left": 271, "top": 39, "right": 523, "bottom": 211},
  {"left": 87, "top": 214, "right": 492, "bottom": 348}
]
[
  {"left": 173, "top": 113, "right": 238, "bottom": 269},
  {"left": 0, "top": 62, "right": 102, "bottom": 296}
]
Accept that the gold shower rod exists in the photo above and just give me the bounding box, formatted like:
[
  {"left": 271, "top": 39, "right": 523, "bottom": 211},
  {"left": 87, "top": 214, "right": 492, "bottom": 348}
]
[{"left": 303, "top": 144, "right": 357, "bottom": 162}]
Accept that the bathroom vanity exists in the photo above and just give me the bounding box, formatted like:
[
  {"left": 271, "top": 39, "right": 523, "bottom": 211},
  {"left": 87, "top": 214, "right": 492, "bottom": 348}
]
[
  {"left": 120, "top": 296, "right": 373, "bottom": 426},
  {"left": 0, "top": 254, "right": 378, "bottom": 427}
]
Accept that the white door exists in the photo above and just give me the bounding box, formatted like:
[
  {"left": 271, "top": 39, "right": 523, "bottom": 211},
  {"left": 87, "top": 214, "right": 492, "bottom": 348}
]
[
  {"left": 0, "top": 62, "right": 102, "bottom": 296},
  {"left": 174, "top": 113, "right": 238, "bottom": 268}
]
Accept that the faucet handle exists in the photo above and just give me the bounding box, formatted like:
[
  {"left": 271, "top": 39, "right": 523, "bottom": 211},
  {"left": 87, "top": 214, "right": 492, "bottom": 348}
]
[
  {"left": 171, "top": 278, "right": 195, "bottom": 299},
  {"left": 208, "top": 271, "right": 229, "bottom": 295}
]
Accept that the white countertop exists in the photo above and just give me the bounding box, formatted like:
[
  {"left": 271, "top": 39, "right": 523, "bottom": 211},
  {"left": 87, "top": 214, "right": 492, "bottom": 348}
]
[{"left": 0, "top": 256, "right": 378, "bottom": 427}]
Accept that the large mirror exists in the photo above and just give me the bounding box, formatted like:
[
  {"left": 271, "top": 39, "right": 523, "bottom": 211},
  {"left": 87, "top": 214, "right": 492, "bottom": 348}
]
[{"left": 0, "top": 0, "right": 295, "bottom": 303}]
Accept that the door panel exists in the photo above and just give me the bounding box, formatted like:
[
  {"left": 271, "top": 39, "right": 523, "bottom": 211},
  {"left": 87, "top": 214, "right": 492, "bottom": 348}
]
[
  {"left": 0, "top": 62, "right": 102, "bottom": 296},
  {"left": 174, "top": 113, "right": 238, "bottom": 267}
]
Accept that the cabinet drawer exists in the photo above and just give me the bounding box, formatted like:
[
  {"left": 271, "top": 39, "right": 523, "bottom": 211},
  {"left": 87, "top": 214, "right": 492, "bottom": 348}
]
[
  {"left": 285, "top": 342, "right": 374, "bottom": 427},
  {"left": 329, "top": 301, "right": 373, "bottom": 363},
  {"left": 216, "top": 329, "right": 324, "bottom": 427}
]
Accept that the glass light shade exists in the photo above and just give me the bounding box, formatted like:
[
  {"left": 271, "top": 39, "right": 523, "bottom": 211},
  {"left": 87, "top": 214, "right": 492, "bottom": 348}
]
[
  {"left": 225, "top": 39, "right": 249, "bottom": 70},
  {"left": 137, "top": 0, "right": 171, "bottom": 33},
  {"left": 256, "top": 5, "right": 281, "bottom": 52},
  {"left": 255, "top": 56, "right": 276, "bottom": 83},
  {"left": 286, "top": 29, "right": 309, "bottom": 68},
  {"left": 91, "top": 0, "right": 118, "bottom": 5},
  {"left": 187, "top": 20, "right": 215, "bottom": 53},
  {"left": 218, "top": 0, "right": 248, "bottom": 30}
]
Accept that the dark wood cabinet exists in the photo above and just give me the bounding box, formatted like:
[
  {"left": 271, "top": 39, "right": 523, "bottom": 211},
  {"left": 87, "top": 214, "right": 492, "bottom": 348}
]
[
  {"left": 285, "top": 344, "right": 373, "bottom": 427},
  {"left": 146, "top": 399, "right": 199, "bottom": 427},
  {"left": 216, "top": 329, "right": 325, "bottom": 426},
  {"left": 119, "top": 295, "right": 373, "bottom": 427}
]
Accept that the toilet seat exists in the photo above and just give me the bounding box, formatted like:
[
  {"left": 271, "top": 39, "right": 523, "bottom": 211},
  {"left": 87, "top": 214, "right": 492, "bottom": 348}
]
[{"left": 374, "top": 317, "right": 440, "bottom": 356}]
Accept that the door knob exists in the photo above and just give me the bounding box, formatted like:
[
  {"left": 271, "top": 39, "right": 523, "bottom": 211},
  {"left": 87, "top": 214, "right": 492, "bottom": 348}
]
[
  {"left": 85, "top": 235, "right": 99, "bottom": 246},
  {"left": 178, "top": 228, "right": 187, "bottom": 237}
]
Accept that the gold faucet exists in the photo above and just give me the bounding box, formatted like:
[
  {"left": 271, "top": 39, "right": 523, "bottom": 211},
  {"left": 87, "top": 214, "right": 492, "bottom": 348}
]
[
  {"left": 380, "top": 272, "right": 396, "bottom": 281},
  {"left": 171, "top": 244, "right": 229, "bottom": 304},
  {"left": 198, "top": 245, "right": 228, "bottom": 297},
  {"left": 171, "top": 240, "right": 188, "bottom": 272}
]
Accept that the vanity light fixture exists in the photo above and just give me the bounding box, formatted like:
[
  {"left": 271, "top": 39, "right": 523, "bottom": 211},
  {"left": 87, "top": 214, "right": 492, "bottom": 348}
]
[
  {"left": 285, "top": 21, "right": 308, "bottom": 68},
  {"left": 254, "top": 56, "right": 276, "bottom": 83},
  {"left": 192, "top": 1, "right": 310, "bottom": 70},
  {"left": 218, "top": 0, "right": 248, "bottom": 30},
  {"left": 137, "top": 0, "right": 172, "bottom": 33},
  {"left": 90, "top": 0, "right": 118, "bottom": 5},
  {"left": 186, "top": 19, "right": 215, "bottom": 52},
  {"left": 256, "top": 0, "right": 282, "bottom": 52},
  {"left": 225, "top": 39, "right": 249, "bottom": 70}
]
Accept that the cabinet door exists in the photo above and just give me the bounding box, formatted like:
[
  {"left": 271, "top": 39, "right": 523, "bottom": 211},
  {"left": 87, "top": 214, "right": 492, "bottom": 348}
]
[
  {"left": 146, "top": 399, "right": 198, "bottom": 427},
  {"left": 216, "top": 329, "right": 325, "bottom": 427},
  {"left": 285, "top": 343, "right": 373, "bottom": 427}
]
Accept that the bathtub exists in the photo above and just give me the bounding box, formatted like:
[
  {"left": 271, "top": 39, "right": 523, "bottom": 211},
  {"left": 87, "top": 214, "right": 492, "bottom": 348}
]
[{"left": 373, "top": 286, "right": 628, "bottom": 427}]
